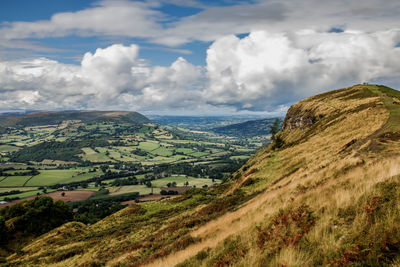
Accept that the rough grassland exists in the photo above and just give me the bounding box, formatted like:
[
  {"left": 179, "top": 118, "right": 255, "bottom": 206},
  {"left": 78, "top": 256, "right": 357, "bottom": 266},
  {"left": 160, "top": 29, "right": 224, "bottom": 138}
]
[{"left": 6, "top": 84, "right": 400, "bottom": 267}]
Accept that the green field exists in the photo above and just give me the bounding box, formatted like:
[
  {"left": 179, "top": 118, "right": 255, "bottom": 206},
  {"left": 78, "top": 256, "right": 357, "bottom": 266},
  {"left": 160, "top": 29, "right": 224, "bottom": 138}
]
[
  {"left": 0, "top": 145, "right": 20, "bottom": 152},
  {"left": 152, "top": 147, "right": 173, "bottom": 156},
  {"left": 0, "top": 169, "right": 102, "bottom": 187},
  {"left": 0, "top": 115, "right": 263, "bottom": 203},
  {"left": 175, "top": 148, "right": 194, "bottom": 154},
  {"left": 25, "top": 169, "right": 102, "bottom": 186},
  {"left": 0, "top": 176, "right": 32, "bottom": 187},
  {"left": 110, "top": 185, "right": 159, "bottom": 195},
  {"left": 189, "top": 151, "right": 208, "bottom": 157},
  {"left": 138, "top": 141, "right": 159, "bottom": 151},
  {"left": 0, "top": 189, "right": 56, "bottom": 201},
  {"left": 108, "top": 176, "right": 219, "bottom": 197},
  {"left": 80, "top": 147, "right": 114, "bottom": 162}
]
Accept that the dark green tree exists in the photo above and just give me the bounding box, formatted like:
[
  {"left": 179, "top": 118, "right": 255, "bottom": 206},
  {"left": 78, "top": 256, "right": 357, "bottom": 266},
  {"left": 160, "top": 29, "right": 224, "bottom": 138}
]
[
  {"left": 0, "top": 197, "right": 73, "bottom": 238},
  {"left": 269, "top": 119, "right": 281, "bottom": 140},
  {"left": 0, "top": 216, "right": 7, "bottom": 244},
  {"left": 269, "top": 119, "right": 284, "bottom": 149}
]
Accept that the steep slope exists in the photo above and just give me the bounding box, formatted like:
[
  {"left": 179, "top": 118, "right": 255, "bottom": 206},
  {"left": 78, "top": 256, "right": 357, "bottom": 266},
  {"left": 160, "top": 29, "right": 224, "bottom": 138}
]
[
  {"left": 0, "top": 110, "right": 150, "bottom": 129},
  {"left": 5, "top": 84, "right": 400, "bottom": 267}
]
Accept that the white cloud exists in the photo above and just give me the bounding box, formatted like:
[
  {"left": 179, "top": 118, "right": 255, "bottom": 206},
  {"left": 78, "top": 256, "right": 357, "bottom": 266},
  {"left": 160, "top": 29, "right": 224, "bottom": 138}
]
[
  {"left": 0, "top": 44, "right": 202, "bottom": 111},
  {"left": 138, "top": 57, "right": 204, "bottom": 109},
  {"left": 80, "top": 44, "right": 142, "bottom": 101},
  {"left": 0, "top": 1, "right": 162, "bottom": 40},
  {"left": 203, "top": 29, "right": 400, "bottom": 110},
  {"left": 0, "top": 30, "right": 400, "bottom": 113}
]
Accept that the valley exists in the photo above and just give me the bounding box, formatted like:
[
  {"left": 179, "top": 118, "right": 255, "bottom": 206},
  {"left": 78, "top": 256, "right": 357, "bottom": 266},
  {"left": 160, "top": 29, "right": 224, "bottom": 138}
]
[{"left": 0, "top": 111, "right": 271, "bottom": 210}]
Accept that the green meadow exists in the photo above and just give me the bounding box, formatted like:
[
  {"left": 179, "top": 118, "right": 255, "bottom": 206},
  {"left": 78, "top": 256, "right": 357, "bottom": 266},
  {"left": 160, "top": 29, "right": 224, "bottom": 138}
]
[{"left": 0, "top": 117, "right": 262, "bottom": 203}]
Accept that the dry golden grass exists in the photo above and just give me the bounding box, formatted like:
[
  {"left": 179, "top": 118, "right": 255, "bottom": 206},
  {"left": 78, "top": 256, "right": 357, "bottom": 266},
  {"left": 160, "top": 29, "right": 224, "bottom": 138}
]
[{"left": 143, "top": 85, "right": 400, "bottom": 267}]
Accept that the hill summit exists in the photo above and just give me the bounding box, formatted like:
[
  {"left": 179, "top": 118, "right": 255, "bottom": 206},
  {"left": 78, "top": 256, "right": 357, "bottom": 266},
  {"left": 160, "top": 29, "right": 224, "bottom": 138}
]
[{"left": 6, "top": 84, "right": 400, "bottom": 266}]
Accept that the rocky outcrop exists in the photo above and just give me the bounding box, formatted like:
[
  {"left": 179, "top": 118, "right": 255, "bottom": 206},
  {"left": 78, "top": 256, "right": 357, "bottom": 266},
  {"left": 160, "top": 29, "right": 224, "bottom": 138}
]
[{"left": 281, "top": 106, "right": 321, "bottom": 131}]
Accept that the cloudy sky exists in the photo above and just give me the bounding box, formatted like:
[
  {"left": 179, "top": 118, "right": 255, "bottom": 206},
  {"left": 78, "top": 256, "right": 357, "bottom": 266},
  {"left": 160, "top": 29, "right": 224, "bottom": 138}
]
[{"left": 0, "top": 0, "right": 399, "bottom": 115}]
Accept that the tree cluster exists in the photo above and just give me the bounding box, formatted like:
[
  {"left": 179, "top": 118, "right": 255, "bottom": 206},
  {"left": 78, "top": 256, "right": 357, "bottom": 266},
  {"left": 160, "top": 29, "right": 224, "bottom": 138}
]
[{"left": 0, "top": 197, "right": 73, "bottom": 245}]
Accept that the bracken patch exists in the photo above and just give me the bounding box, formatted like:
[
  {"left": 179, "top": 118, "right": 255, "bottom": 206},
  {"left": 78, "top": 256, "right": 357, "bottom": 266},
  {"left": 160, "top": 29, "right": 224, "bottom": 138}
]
[{"left": 257, "top": 205, "right": 316, "bottom": 253}]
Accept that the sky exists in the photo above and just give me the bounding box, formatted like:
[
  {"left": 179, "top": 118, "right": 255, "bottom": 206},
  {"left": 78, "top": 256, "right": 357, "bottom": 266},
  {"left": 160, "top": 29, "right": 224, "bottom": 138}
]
[{"left": 0, "top": 0, "right": 399, "bottom": 116}]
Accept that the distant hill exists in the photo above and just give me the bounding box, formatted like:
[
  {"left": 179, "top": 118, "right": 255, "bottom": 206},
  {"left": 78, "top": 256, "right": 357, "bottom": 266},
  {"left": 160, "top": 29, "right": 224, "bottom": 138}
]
[
  {"left": 211, "top": 118, "right": 279, "bottom": 137},
  {"left": 149, "top": 115, "right": 263, "bottom": 130},
  {"left": 0, "top": 110, "right": 150, "bottom": 129}
]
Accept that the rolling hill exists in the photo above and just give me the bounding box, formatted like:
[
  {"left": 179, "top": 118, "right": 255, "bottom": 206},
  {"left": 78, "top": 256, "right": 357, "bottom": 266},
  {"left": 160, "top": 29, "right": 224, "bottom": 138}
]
[
  {"left": 211, "top": 118, "right": 279, "bottom": 137},
  {"left": 0, "top": 110, "right": 151, "bottom": 129},
  {"left": 149, "top": 115, "right": 263, "bottom": 131},
  {"left": 5, "top": 84, "right": 400, "bottom": 266}
]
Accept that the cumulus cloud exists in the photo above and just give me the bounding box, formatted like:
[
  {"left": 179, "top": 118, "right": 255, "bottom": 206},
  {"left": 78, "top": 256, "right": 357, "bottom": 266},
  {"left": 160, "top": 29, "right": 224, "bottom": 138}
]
[
  {"left": 80, "top": 44, "right": 142, "bottom": 101},
  {"left": 1, "top": 30, "right": 400, "bottom": 113},
  {"left": 0, "top": 44, "right": 202, "bottom": 111},
  {"left": 203, "top": 29, "right": 400, "bottom": 110}
]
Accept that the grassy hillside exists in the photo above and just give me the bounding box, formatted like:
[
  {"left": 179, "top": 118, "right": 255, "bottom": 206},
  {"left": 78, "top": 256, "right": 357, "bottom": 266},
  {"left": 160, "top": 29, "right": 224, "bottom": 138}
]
[{"left": 5, "top": 84, "right": 400, "bottom": 266}]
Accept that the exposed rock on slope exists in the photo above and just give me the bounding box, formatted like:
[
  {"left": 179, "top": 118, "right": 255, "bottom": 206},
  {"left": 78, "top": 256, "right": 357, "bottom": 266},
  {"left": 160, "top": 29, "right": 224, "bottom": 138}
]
[{"left": 6, "top": 84, "right": 400, "bottom": 267}]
